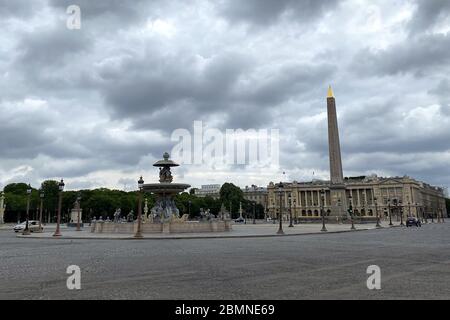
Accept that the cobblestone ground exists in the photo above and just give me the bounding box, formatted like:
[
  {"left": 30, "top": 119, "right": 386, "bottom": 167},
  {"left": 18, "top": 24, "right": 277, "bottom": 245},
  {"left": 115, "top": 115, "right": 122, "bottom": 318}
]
[{"left": 0, "top": 223, "right": 449, "bottom": 299}]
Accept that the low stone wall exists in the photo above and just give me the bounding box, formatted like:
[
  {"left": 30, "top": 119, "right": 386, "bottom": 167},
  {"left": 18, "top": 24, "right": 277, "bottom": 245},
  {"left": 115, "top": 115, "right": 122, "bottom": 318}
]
[
  {"left": 169, "top": 220, "right": 231, "bottom": 233},
  {"left": 294, "top": 216, "right": 378, "bottom": 224},
  {"left": 91, "top": 220, "right": 232, "bottom": 234},
  {"left": 91, "top": 222, "right": 135, "bottom": 234}
]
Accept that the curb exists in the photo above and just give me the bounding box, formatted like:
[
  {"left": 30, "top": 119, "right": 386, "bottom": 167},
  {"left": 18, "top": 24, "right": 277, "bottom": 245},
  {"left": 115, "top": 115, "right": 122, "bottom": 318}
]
[{"left": 15, "top": 227, "right": 382, "bottom": 241}]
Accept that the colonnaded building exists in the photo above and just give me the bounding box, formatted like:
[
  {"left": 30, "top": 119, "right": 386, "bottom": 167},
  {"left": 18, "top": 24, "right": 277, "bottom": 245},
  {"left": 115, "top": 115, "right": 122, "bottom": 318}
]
[
  {"left": 267, "top": 175, "right": 447, "bottom": 222},
  {"left": 267, "top": 87, "right": 447, "bottom": 222}
]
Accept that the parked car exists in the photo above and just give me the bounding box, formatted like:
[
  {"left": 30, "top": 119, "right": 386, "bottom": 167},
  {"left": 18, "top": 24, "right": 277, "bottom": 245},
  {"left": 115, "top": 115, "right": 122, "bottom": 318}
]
[
  {"left": 13, "top": 221, "right": 43, "bottom": 233},
  {"left": 406, "top": 217, "right": 421, "bottom": 227},
  {"left": 234, "top": 217, "right": 245, "bottom": 223}
]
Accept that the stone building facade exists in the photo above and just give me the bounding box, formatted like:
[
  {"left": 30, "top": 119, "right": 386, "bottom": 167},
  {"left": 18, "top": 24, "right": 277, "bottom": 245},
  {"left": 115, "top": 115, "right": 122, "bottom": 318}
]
[
  {"left": 267, "top": 175, "right": 447, "bottom": 222},
  {"left": 242, "top": 185, "right": 268, "bottom": 211},
  {"left": 194, "top": 184, "right": 221, "bottom": 199}
]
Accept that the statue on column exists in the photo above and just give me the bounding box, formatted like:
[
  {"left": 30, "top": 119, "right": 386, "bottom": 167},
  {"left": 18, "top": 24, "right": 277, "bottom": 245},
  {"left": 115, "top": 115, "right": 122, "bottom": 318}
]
[
  {"left": 144, "top": 198, "right": 151, "bottom": 223},
  {"left": 238, "top": 202, "right": 244, "bottom": 220},
  {"left": 0, "top": 192, "right": 5, "bottom": 224}
]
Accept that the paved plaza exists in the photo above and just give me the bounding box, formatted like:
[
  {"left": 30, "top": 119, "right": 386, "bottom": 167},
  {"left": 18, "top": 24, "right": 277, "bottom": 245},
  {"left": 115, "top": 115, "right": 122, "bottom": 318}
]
[{"left": 0, "top": 222, "right": 449, "bottom": 300}]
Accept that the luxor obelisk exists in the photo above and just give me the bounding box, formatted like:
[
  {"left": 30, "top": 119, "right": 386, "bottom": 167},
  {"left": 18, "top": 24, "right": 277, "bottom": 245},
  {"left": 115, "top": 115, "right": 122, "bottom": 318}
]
[{"left": 327, "top": 86, "right": 347, "bottom": 219}]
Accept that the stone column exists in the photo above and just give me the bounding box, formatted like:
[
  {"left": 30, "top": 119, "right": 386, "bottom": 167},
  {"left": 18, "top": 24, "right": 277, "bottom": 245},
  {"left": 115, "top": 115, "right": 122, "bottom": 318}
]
[
  {"left": 305, "top": 191, "right": 309, "bottom": 208},
  {"left": 298, "top": 191, "right": 302, "bottom": 207},
  {"left": 357, "top": 189, "right": 361, "bottom": 208}
]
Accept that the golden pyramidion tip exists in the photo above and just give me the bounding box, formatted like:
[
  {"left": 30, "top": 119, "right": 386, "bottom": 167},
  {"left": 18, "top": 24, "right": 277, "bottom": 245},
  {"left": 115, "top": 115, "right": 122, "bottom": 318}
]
[{"left": 327, "top": 85, "right": 334, "bottom": 98}]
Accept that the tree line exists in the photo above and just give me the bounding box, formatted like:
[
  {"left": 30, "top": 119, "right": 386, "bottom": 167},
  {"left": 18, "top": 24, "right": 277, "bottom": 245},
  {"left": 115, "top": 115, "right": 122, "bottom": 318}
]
[{"left": 2, "top": 181, "right": 265, "bottom": 223}]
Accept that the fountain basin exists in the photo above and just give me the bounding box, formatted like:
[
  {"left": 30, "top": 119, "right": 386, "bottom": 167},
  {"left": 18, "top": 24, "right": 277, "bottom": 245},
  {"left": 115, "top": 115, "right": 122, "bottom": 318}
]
[{"left": 142, "top": 183, "right": 190, "bottom": 194}]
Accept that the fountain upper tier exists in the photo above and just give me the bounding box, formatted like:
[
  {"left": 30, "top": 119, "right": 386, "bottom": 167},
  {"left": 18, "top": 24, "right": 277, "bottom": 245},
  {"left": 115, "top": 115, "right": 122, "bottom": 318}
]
[
  {"left": 153, "top": 152, "right": 179, "bottom": 167},
  {"left": 142, "top": 152, "right": 190, "bottom": 193}
]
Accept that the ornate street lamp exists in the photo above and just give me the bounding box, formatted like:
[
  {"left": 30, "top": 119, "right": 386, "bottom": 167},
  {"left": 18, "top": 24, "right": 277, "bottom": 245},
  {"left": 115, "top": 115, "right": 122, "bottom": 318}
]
[
  {"left": 348, "top": 194, "right": 356, "bottom": 230},
  {"left": 38, "top": 190, "right": 44, "bottom": 232},
  {"left": 388, "top": 198, "right": 393, "bottom": 226},
  {"left": 76, "top": 192, "right": 82, "bottom": 231},
  {"left": 288, "top": 193, "right": 293, "bottom": 227},
  {"left": 408, "top": 201, "right": 411, "bottom": 218},
  {"left": 252, "top": 202, "right": 256, "bottom": 225},
  {"left": 374, "top": 197, "right": 381, "bottom": 228},
  {"left": 22, "top": 184, "right": 32, "bottom": 235},
  {"left": 53, "top": 179, "right": 64, "bottom": 237},
  {"left": 293, "top": 199, "right": 297, "bottom": 224},
  {"left": 271, "top": 200, "right": 276, "bottom": 224},
  {"left": 134, "top": 176, "right": 144, "bottom": 238},
  {"left": 320, "top": 189, "right": 327, "bottom": 232},
  {"left": 188, "top": 200, "right": 192, "bottom": 218},
  {"left": 399, "top": 199, "right": 404, "bottom": 226},
  {"left": 277, "top": 182, "right": 284, "bottom": 235}
]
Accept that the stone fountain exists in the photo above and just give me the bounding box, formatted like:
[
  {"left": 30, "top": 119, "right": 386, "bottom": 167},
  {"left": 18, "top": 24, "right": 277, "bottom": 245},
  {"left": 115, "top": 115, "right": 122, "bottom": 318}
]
[
  {"left": 143, "top": 152, "right": 190, "bottom": 222},
  {"left": 91, "top": 152, "right": 232, "bottom": 235}
]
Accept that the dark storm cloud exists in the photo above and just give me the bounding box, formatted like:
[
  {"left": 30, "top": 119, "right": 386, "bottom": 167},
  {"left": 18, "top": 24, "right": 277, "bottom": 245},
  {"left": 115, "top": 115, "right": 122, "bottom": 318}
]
[
  {"left": 408, "top": 0, "right": 450, "bottom": 35},
  {"left": 429, "top": 80, "right": 450, "bottom": 115},
  {"left": 48, "top": 0, "right": 153, "bottom": 24},
  {"left": 352, "top": 33, "right": 450, "bottom": 77},
  {"left": 0, "top": 0, "right": 42, "bottom": 18},
  {"left": 217, "top": 0, "right": 339, "bottom": 26},
  {"left": 238, "top": 63, "right": 336, "bottom": 107},
  {"left": 99, "top": 45, "right": 335, "bottom": 132},
  {"left": 99, "top": 51, "right": 254, "bottom": 130},
  {"left": 16, "top": 26, "right": 91, "bottom": 68}
]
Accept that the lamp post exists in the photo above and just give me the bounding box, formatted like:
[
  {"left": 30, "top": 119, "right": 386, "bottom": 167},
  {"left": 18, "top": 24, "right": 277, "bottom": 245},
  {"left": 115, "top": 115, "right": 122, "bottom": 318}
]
[
  {"left": 277, "top": 182, "right": 284, "bottom": 235},
  {"left": 374, "top": 197, "right": 381, "bottom": 228},
  {"left": 134, "top": 176, "right": 144, "bottom": 238},
  {"left": 348, "top": 194, "right": 355, "bottom": 230},
  {"left": 320, "top": 189, "right": 327, "bottom": 232},
  {"left": 252, "top": 202, "right": 256, "bottom": 224},
  {"left": 431, "top": 207, "right": 434, "bottom": 223},
  {"left": 53, "top": 179, "right": 64, "bottom": 237},
  {"left": 188, "top": 200, "right": 192, "bottom": 218},
  {"left": 76, "top": 192, "right": 82, "bottom": 231},
  {"left": 399, "top": 200, "right": 404, "bottom": 226},
  {"left": 293, "top": 199, "right": 297, "bottom": 224},
  {"left": 288, "top": 193, "right": 293, "bottom": 227},
  {"left": 388, "top": 198, "right": 393, "bottom": 226},
  {"left": 271, "top": 200, "right": 276, "bottom": 224},
  {"left": 38, "top": 190, "right": 44, "bottom": 232},
  {"left": 408, "top": 201, "right": 411, "bottom": 218},
  {"left": 22, "top": 184, "right": 32, "bottom": 235}
]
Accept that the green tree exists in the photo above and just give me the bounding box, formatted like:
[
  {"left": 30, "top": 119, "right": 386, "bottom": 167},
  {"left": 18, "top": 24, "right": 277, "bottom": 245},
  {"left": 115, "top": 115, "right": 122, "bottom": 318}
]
[
  {"left": 41, "top": 180, "right": 60, "bottom": 222},
  {"left": 4, "top": 183, "right": 29, "bottom": 195},
  {"left": 219, "top": 183, "right": 244, "bottom": 219}
]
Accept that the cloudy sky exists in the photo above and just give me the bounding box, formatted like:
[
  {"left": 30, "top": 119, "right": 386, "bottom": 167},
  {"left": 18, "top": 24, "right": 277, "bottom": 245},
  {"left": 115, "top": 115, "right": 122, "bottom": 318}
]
[{"left": 1, "top": 0, "right": 449, "bottom": 192}]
